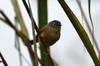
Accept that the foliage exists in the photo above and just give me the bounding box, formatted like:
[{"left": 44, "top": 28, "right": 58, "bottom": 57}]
[{"left": 0, "top": 0, "right": 100, "bottom": 66}]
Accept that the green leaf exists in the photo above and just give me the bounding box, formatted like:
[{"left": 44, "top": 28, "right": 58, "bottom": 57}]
[{"left": 58, "top": 0, "right": 100, "bottom": 66}]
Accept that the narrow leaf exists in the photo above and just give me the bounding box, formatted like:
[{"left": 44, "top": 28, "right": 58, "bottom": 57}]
[{"left": 58, "top": 0, "right": 100, "bottom": 65}]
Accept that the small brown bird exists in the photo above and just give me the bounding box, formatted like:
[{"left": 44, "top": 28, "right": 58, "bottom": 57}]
[{"left": 30, "top": 20, "right": 61, "bottom": 47}]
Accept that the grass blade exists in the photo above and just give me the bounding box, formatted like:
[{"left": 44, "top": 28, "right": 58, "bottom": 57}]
[{"left": 58, "top": 0, "right": 100, "bottom": 65}]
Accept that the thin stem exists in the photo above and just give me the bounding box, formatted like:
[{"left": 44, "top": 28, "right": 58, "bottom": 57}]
[
  {"left": 0, "top": 10, "right": 31, "bottom": 46},
  {"left": 28, "top": 0, "right": 38, "bottom": 66},
  {"left": 38, "top": 0, "right": 54, "bottom": 66},
  {"left": 14, "top": 17, "right": 23, "bottom": 66},
  {"left": 76, "top": 0, "right": 100, "bottom": 57},
  {"left": 58, "top": 0, "right": 100, "bottom": 65},
  {"left": 0, "top": 52, "right": 8, "bottom": 66},
  {"left": 22, "top": 0, "right": 39, "bottom": 33},
  {"left": 11, "top": 0, "right": 28, "bottom": 37},
  {"left": 0, "top": 10, "right": 37, "bottom": 66}
]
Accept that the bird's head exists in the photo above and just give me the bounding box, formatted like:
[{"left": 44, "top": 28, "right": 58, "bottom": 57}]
[{"left": 48, "top": 20, "right": 62, "bottom": 30}]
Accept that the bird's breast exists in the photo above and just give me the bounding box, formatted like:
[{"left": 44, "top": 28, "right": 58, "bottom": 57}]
[{"left": 38, "top": 28, "right": 60, "bottom": 46}]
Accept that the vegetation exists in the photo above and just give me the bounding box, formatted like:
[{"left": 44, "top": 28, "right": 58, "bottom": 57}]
[{"left": 0, "top": 0, "right": 100, "bottom": 66}]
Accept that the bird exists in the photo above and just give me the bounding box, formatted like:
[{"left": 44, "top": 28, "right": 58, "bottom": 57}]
[{"left": 30, "top": 20, "right": 62, "bottom": 47}]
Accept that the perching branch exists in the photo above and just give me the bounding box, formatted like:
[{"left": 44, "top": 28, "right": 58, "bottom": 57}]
[{"left": 22, "top": 0, "right": 39, "bottom": 33}]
